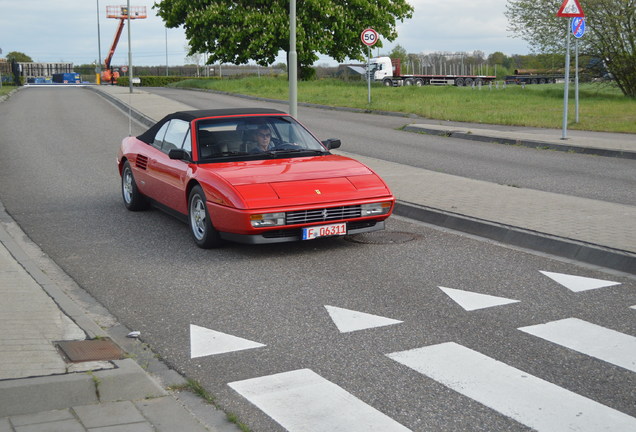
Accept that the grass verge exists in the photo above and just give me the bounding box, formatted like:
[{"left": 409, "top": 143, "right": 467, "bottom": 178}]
[{"left": 172, "top": 77, "right": 636, "bottom": 133}]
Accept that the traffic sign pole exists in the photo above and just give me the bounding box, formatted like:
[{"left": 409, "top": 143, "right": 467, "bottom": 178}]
[
  {"left": 562, "top": 18, "right": 571, "bottom": 139},
  {"left": 572, "top": 17, "right": 585, "bottom": 124},
  {"left": 361, "top": 28, "right": 378, "bottom": 104},
  {"left": 557, "top": 0, "right": 584, "bottom": 139},
  {"left": 367, "top": 46, "right": 371, "bottom": 103}
]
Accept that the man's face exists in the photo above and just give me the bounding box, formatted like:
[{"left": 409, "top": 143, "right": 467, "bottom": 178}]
[{"left": 256, "top": 128, "right": 271, "bottom": 149}]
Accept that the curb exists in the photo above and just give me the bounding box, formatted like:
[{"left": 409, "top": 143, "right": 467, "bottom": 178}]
[
  {"left": 0, "top": 202, "right": 167, "bottom": 417},
  {"left": 0, "top": 359, "right": 166, "bottom": 417},
  {"left": 394, "top": 201, "right": 636, "bottom": 275},
  {"left": 84, "top": 85, "right": 155, "bottom": 127},
  {"left": 402, "top": 126, "right": 636, "bottom": 160}
]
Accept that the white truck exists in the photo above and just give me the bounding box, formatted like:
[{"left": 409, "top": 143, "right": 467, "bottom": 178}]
[{"left": 369, "top": 56, "right": 497, "bottom": 87}]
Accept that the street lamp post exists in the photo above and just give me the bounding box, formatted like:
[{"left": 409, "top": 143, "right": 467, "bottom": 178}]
[
  {"left": 288, "top": 0, "right": 297, "bottom": 118},
  {"left": 127, "top": 0, "right": 133, "bottom": 94},
  {"left": 96, "top": 0, "right": 102, "bottom": 83}
]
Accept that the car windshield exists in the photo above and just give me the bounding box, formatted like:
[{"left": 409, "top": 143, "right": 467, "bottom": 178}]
[{"left": 196, "top": 115, "right": 328, "bottom": 161}]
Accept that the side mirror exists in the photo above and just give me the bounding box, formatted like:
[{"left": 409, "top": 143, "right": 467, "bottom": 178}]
[
  {"left": 322, "top": 138, "right": 341, "bottom": 150},
  {"left": 169, "top": 148, "right": 191, "bottom": 161}
]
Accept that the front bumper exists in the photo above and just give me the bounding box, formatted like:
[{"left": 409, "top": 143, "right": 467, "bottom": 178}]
[{"left": 219, "top": 220, "right": 385, "bottom": 244}]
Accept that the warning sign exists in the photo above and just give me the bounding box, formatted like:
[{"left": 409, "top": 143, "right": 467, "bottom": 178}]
[{"left": 557, "top": 0, "right": 585, "bottom": 17}]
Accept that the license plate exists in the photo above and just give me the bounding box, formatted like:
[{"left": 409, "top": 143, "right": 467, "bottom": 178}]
[{"left": 302, "top": 222, "right": 347, "bottom": 240}]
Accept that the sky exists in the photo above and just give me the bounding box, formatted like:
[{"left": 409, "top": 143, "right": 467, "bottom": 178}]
[{"left": 0, "top": 0, "right": 531, "bottom": 68}]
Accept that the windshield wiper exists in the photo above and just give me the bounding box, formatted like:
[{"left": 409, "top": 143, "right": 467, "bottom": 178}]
[
  {"left": 266, "top": 149, "right": 326, "bottom": 156},
  {"left": 215, "top": 151, "right": 250, "bottom": 157}
]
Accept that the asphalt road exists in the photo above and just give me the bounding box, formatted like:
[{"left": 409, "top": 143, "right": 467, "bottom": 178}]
[
  {"left": 0, "top": 87, "right": 635, "bottom": 432},
  {"left": 145, "top": 87, "right": 636, "bottom": 206}
]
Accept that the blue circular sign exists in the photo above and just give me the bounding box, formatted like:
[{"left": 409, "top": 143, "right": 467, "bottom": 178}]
[{"left": 572, "top": 17, "right": 586, "bottom": 38}]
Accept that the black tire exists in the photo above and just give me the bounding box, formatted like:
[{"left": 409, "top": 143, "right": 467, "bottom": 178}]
[
  {"left": 188, "top": 185, "right": 222, "bottom": 248},
  {"left": 382, "top": 78, "right": 393, "bottom": 87},
  {"left": 455, "top": 78, "right": 464, "bottom": 87},
  {"left": 121, "top": 161, "right": 148, "bottom": 211}
]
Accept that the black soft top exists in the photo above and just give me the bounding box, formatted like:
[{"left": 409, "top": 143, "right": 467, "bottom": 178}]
[{"left": 136, "top": 108, "right": 288, "bottom": 144}]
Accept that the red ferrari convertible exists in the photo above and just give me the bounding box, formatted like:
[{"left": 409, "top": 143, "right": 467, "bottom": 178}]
[{"left": 117, "top": 108, "right": 395, "bottom": 248}]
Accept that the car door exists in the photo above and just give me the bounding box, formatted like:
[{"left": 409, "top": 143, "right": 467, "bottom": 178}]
[{"left": 145, "top": 119, "right": 191, "bottom": 213}]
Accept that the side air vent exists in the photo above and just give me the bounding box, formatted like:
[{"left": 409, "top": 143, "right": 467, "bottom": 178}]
[{"left": 136, "top": 154, "right": 148, "bottom": 170}]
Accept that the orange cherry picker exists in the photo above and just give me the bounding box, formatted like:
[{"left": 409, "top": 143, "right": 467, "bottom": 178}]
[{"left": 101, "top": 5, "right": 146, "bottom": 84}]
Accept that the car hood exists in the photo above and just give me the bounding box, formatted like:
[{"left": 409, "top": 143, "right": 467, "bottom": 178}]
[{"left": 204, "top": 155, "right": 392, "bottom": 208}]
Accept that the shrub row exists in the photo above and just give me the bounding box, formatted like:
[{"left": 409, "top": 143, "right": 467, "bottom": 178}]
[{"left": 116, "top": 76, "right": 219, "bottom": 87}]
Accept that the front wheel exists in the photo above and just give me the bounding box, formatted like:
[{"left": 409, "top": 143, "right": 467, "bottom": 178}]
[
  {"left": 121, "top": 161, "right": 148, "bottom": 211},
  {"left": 188, "top": 185, "right": 222, "bottom": 248}
]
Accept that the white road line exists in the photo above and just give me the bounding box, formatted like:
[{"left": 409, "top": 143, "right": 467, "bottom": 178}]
[
  {"left": 229, "top": 369, "right": 412, "bottom": 432},
  {"left": 387, "top": 342, "right": 636, "bottom": 432},
  {"left": 519, "top": 318, "right": 636, "bottom": 373}
]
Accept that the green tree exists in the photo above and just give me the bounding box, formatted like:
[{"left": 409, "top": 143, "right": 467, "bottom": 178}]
[
  {"left": 154, "top": 0, "right": 413, "bottom": 80},
  {"left": 388, "top": 44, "right": 408, "bottom": 69},
  {"left": 505, "top": 0, "right": 636, "bottom": 97},
  {"left": 6, "top": 51, "right": 33, "bottom": 62},
  {"left": 488, "top": 51, "right": 507, "bottom": 66}
]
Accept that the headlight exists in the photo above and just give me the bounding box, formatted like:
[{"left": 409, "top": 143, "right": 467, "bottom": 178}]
[
  {"left": 250, "top": 212, "right": 286, "bottom": 227},
  {"left": 361, "top": 202, "right": 392, "bottom": 216}
]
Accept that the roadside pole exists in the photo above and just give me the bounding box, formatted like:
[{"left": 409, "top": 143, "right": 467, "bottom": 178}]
[
  {"left": 562, "top": 18, "right": 571, "bottom": 139},
  {"left": 556, "top": 0, "right": 585, "bottom": 140},
  {"left": 572, "top": 17, "right": 586, "bottom": 123},
  {"left": 367, "top": 46, "right": 371, "bottom": 104},
  {"left": 289, "top": 0, "right": 297, "bottom": 118},
  {"left": 361, "top": 28, "right": 378, "bottom": 104},
  {"left": 575, "top": 36, "right": 579, "bottom": 123}
]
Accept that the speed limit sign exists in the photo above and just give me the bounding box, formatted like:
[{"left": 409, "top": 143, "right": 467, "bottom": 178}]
[{"left": 361, "top": 28, "right": 378, "bottom": 46}]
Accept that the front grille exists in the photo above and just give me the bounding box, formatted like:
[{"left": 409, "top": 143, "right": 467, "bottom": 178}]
[
  {"left": 262, "top": 229, "right": 301, "bottom": 239},
  {"left": 286, "top": 205, "right": 361, "bottom": 225}
]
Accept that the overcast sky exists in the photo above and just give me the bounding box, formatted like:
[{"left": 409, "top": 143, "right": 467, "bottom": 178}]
[{"left": 0, "top": 0, "right": 531, "bottom": 67}]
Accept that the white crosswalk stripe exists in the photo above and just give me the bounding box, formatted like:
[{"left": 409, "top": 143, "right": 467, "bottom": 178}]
[
  {"left": 519, "top": 318, "right": 636, "bottom": 373},
  {"left": 229, "top": 368, "right": 412, "bottom": 432},
  {"left": 387, "top": 342, "right": 636, "bottom": 432}
]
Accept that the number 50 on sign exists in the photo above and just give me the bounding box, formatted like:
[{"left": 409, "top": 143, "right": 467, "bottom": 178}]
[{"left": 361, "top": 28, "right": 378, "bottom": 46}]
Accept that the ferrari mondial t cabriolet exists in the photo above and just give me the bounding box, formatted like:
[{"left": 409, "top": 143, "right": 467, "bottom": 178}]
[{"left": 117, "top": 108, "right": 395, "bottom": 248}]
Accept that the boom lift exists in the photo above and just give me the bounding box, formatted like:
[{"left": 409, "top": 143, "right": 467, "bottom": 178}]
[{"left": 102, "top": 5, "right": 146, "bottom": 84}]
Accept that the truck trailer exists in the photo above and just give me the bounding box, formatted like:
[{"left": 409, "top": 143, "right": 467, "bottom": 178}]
[
  {"left": 504, "top": 69, "right": 565, "bottom": 85},
  {"left": 369, "top": 56, "right": 497, "bottom": 87}
]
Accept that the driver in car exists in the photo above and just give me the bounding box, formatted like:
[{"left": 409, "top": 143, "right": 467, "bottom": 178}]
[{"left": 250, "top": 124, "right": 275, "bottom": 153}]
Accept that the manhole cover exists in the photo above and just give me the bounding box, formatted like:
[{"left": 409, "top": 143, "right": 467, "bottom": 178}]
[
  {"left": 346, "top": 231, "right": 420, "bottom": 245},
  {"left": 57, "top": 338, "right": 124, "bottom": 362}
]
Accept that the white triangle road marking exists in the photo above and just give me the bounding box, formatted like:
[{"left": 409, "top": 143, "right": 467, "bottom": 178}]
[
  {"left": 325, "top": 305, "right": 402, "bottom": 333},
  {"left": 190, "top": 324, "right": 265, "bottom": 359},
  {"left": 539, "top": 271, "right": 621, "bottom": 292},
  {"left": 438, "top": 287, "right": 519, "bottom": 311}
]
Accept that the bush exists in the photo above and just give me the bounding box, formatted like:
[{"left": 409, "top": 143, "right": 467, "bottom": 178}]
[{"left": 116, "top": 76, "right": 196, "bottom": 87}]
